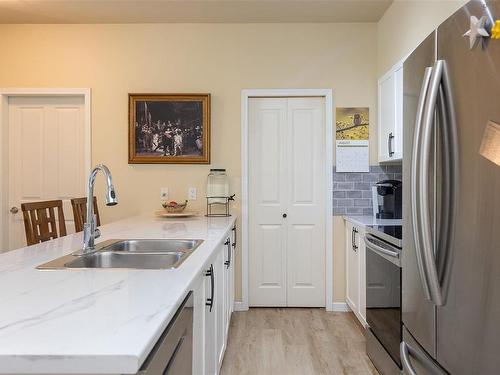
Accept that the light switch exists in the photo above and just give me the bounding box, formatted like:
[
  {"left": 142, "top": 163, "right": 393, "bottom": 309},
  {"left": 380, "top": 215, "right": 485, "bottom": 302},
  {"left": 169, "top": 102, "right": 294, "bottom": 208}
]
[
  {"left": 188, "top": 187, "right": 197, "bottom": 200},
  {"left": 160, "top": 187, "right": 169, "bottom": 200}
]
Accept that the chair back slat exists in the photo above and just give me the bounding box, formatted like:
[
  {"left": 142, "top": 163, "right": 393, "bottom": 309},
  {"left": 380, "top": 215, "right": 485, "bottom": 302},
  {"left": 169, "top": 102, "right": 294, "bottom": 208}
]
[
  {"left": 70, "top": 197, "right": 100, "bottom": 233},
  {"left": 21, "top": 200, "right": 67, "bottom": 246}
]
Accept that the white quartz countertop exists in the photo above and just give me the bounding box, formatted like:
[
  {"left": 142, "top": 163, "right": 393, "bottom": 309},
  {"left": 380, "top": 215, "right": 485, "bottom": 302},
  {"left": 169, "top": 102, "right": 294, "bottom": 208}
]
[
  {"left": 0, "top": 214, "right": 235, "bottom": 374},
  {"left": 343, "top": 215, "right": 402, "bottom": 227}
]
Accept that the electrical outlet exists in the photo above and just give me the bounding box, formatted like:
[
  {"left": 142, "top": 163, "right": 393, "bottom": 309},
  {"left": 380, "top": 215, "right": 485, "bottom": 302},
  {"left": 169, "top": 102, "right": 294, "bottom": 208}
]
[
  {"left": 188, "top": 187, "right": 197, "bottom": 200},
  {"left": 160, "top": 187, "right": 169, "bottom": 200}
]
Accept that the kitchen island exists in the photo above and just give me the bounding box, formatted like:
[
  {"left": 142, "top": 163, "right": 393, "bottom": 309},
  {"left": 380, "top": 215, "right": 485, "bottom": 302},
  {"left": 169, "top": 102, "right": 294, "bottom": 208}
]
[{"left": 0, "top": 214, "right": 236, "bottom": 374}]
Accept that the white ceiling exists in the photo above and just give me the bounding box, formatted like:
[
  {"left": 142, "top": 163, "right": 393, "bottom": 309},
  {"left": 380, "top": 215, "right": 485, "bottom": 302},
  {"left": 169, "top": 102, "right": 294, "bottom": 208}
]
[{"left": 0, "top": 0, "right": 393, "bottom": 24}]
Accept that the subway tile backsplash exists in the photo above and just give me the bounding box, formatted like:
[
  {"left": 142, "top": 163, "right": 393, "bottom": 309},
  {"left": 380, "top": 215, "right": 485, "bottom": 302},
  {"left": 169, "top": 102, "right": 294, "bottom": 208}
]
[{"left": 333, "top": 165, "right": 402, "bottom": 216}]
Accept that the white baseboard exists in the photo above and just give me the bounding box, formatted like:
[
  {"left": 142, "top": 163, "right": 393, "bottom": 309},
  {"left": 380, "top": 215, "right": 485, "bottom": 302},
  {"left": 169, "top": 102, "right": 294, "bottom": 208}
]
[
  {"left": 331, "top": 302, "right": 351, "bottom": 312},
  {"left": 234, "top": 301, "right": 249, "bottom": 311}
]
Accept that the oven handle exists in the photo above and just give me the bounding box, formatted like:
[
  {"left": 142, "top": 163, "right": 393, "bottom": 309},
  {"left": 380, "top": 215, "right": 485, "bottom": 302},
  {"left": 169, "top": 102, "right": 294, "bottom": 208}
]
[{"left": 364, "top": 234, "right": 400, "bottom": 259}]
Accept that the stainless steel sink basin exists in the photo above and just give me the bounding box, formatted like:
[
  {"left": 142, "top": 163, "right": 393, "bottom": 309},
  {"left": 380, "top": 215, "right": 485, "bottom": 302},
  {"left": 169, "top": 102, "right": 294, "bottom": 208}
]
[
  {"left": 102, "top": 239, "right": 202, "bottom": 254},
  {"left": 37, "top": 239, "right": 203, "bottom": 270}
]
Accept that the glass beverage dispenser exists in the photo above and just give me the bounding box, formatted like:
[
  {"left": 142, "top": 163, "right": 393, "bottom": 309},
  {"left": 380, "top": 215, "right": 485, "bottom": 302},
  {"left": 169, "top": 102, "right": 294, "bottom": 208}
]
[{"left": 206, "top": 168, "right": 234, "bottom": 217}]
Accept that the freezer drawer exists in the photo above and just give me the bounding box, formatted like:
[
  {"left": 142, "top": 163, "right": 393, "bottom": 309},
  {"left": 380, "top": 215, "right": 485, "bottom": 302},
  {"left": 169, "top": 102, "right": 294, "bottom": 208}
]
[{"left": 401, "top": 327, "right": 447, "bottom": 375}]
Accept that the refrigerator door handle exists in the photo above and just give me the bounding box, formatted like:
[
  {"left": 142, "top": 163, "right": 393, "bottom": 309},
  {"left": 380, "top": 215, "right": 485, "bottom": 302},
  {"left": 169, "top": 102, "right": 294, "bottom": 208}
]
[
  {"left": 400, "top": 341, "right": 418, "bottom": 375},
  {"left": 411, "top": 66, "right": 433, "bottom": 300},
  {"left": 419, "top": 60, "right": 445, "bottom": 306}
]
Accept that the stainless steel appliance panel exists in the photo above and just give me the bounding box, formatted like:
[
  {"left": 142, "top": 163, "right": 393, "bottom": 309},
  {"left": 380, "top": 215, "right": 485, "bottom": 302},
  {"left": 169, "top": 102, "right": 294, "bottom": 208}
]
[
  {"left": 365, "top": 234, "right": 402, "bottom": 368},
  {"left": 138, "top": 292, "right": 193, "bottom": 375},
  {"left": 402, "top": 31, "right": 437, "bottom": 357},
  {"left": 401, "top": 327, "right": 447, "bottom": 375},
  {"left": 366, "top": 327, "right": 401, "bottom": 375},
  {"left": 436, "top": 1, "right": 500, "bottom": 373}
]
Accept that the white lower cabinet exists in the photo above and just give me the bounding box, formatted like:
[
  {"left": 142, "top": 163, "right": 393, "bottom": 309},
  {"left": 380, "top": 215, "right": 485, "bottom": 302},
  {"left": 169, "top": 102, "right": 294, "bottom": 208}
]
[
  {"left": 345, "top": 221, "right": 366, "bottom": 325},
  {"left": 193, "top": 228, "right": 235, "bottom": 375}
]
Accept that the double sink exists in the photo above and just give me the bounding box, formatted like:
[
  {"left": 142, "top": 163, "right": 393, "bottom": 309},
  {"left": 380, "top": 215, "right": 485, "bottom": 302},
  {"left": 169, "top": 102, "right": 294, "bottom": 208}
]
[{"left": 37, "top": 239, "right": 204, "bottom": 270}]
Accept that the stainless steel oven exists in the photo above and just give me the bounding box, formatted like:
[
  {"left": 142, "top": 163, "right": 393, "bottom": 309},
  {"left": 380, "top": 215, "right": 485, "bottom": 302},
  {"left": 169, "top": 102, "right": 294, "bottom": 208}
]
[{"left": 365, "top": 226, "right": 402, "bottom": 375}]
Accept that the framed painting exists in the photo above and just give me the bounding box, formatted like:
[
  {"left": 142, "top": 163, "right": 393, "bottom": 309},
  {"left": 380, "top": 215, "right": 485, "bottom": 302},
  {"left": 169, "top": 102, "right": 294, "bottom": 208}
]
[{"left": 128, "top": 93, "right": 210, "bottom": 164}]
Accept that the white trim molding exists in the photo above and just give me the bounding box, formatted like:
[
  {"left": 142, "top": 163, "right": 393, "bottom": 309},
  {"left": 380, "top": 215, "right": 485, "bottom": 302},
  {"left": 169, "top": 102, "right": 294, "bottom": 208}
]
[
  {"left": 0, "top": 88, "right": 92, "bottom": 251},
  {"left": 233, "top": 301, "right": 248, "bottom": 312},
  {"left": 241, "top": 88, "right": 334, "bottom": 312},
  {"left": 331, "top": 302, "right": 351, "bottom": 312}
]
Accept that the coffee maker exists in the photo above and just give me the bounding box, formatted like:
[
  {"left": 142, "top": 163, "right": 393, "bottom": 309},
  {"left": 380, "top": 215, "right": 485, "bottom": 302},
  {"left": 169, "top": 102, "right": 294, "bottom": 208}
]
[{"left": 371, "top": 180, "right": 402, "bottom": 219}]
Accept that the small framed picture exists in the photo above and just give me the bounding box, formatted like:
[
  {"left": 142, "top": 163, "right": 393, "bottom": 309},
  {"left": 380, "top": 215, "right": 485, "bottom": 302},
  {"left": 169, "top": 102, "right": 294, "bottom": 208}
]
[{"left": 128, "top": 93, "right": 210, "bottom": 164}]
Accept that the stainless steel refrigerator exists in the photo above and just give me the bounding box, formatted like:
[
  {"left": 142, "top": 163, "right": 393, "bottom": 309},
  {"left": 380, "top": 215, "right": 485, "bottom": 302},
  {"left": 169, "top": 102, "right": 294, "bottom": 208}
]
[{"left": 402, "top": 0, "right": 500, "bottom": 374}]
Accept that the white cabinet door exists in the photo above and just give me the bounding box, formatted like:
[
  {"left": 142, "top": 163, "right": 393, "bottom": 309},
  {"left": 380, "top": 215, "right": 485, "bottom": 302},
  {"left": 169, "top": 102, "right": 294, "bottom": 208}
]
[
  {"left": 345, "top": 221, "right": 359, "bottom": 314},
  {"left": 215, "top": 246, "right": 225, "bottom": 368},
  {"left": 394, "top": 66, "right": 404, "bottom": 159},
  {"left": 230, "top": 224, "right": 236, "bottom": 314},
  {"left": 193, "top": 274, "right": 206, "bottom": 375},
  {"left": 249, "top": 97, "right": 326, "bottom": 307},
  {"left": 378, "top": 63, "right": 403, "bottom": 163},
  {"left": 223, "top": 237, "right": 232, "bottom": 335},
  {"left": 345, "top": 221, "right": 367, "bottom": 325},
  {"left": 194, "top": 228, "right": 235, "bottom": 375},
  {"left": 204, "top": 262, "right": 217, "bottom": 375}
]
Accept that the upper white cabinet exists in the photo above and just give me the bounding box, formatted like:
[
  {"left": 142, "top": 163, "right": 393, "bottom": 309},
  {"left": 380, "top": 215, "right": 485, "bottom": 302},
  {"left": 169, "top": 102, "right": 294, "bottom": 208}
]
[{"left": 378, "top": 61, "right": 403, "bottom": 163}]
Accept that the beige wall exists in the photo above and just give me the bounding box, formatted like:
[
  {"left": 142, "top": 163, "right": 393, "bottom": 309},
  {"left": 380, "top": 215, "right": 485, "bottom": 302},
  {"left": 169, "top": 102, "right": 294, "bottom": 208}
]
[
  {"left": 0, "top": 23, "right": 378, "bottom": 303},
  {"left": 377, "top": 0, "right": 467, "bottom": 76},
  {"left": 1, "top": 1, "right": 467, "bottom": 305}
]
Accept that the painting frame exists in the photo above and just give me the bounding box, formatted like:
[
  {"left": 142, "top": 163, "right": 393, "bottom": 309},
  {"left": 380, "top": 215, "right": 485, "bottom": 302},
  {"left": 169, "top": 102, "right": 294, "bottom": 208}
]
[{"left": 128, "top": 93, "right": 211, "bottom": 164}]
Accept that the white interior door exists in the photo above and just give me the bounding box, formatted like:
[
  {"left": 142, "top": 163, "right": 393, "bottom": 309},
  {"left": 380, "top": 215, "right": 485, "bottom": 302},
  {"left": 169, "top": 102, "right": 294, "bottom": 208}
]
[
  {"left": 249, "top": 98, "right": 288, "bottom": 306},
  {"left": 8, "top": 96, "right": 86, "bottom": 250},
  {"left": 249, "top": 97, "right": 325, "bottom": 307},
  {"left": 286, "top": 98, "right": 325, "bottom": 307}
]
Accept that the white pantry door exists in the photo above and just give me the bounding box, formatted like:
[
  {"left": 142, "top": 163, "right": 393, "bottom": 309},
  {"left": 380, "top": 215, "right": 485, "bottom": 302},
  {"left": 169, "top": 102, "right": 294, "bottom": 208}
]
[
  {"left": 8, "top": 96, "right": 86, "bottom": 250},
  {"left": 249, "top": 97, "right": 325, "bottom": 307}
]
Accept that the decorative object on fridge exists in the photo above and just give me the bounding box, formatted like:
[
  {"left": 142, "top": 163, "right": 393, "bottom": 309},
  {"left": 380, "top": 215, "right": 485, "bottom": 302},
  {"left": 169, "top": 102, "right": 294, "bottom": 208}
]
[
  {"left": 479, "top": 120, "right": 500, "bottom": 166},
  {"left": 335, "top": 107, "right": 369, "bottom": 172},
  {"left": 128, "top": 94, "right": 210, "bottom": 164},
  {"left": 463, "top": 15, "right": 489, "bottom": 49},
  {"left": 205, "top": 168, "right": 235, "bottom": 217},
  {"left": 491, "top": 20, "right": 500, "bottom": 39}
]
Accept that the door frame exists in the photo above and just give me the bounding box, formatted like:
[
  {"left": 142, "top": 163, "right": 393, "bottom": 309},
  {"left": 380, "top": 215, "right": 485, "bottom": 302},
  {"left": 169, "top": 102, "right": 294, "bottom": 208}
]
[
  {"left": 240, "top": 88, "right": 334, "bottom": 311},
  {"left": 0, "top": 88, "right": 92, "bottom": 251}
]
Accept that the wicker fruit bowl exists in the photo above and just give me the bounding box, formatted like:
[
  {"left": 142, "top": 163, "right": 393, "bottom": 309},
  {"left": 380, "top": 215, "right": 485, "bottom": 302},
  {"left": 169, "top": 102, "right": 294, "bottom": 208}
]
[{"left": 162, "top": 200, "right": 188, "bottom": 213}]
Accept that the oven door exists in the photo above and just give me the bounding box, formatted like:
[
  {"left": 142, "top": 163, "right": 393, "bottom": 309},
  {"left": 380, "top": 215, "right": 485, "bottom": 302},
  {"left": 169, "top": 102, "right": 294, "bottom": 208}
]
[{"left": 365, "top": 233, "right": 402, "bottom": 368}]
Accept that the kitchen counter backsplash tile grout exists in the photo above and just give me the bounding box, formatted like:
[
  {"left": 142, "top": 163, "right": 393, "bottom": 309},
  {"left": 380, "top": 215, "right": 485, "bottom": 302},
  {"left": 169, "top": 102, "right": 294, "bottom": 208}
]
[{"left": 333, "top": 165, "right": 402, "bottom": 216}]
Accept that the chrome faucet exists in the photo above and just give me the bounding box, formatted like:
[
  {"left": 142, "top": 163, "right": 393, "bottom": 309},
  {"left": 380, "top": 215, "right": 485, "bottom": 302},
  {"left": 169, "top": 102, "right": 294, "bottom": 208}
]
[{"left": 82, "top": 164, "right": 117, "bottom": 253}]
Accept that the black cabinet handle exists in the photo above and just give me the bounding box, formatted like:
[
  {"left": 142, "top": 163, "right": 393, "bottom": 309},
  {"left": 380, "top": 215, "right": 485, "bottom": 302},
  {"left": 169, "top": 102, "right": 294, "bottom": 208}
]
[
  {"left": 388, "top": 132, "right": 395, "bottom": 157},
  {"left": 232, "top": 224, "right": 237, "bottom": 248},
  {"left": 224, "top": 238, "right": 231, "bottom": 268},
  {"left": 205, "top": 264, "right": 214, "bottom": 312},
  {"left": 352, "top": 228, "right": 358, "bottom": 252},
  {"left": 283, "top": 213, "right": 287, "bottom": 218}
]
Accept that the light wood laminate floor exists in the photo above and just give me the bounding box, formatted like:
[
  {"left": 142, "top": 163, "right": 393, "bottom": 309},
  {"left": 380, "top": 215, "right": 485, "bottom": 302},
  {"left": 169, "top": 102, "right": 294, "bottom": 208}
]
[{"left": 220, "top": 308, "right": 379, "bottom": 375}]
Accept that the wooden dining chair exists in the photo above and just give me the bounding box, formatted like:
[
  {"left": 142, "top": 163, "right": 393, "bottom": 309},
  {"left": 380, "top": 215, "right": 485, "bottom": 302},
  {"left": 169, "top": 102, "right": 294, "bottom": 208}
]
[
  {"left": 21, "top": 200, "right": 67, "bottom": 246},
  {"left": 71, "top": 197, "right": 100, "bottom": 233}
]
